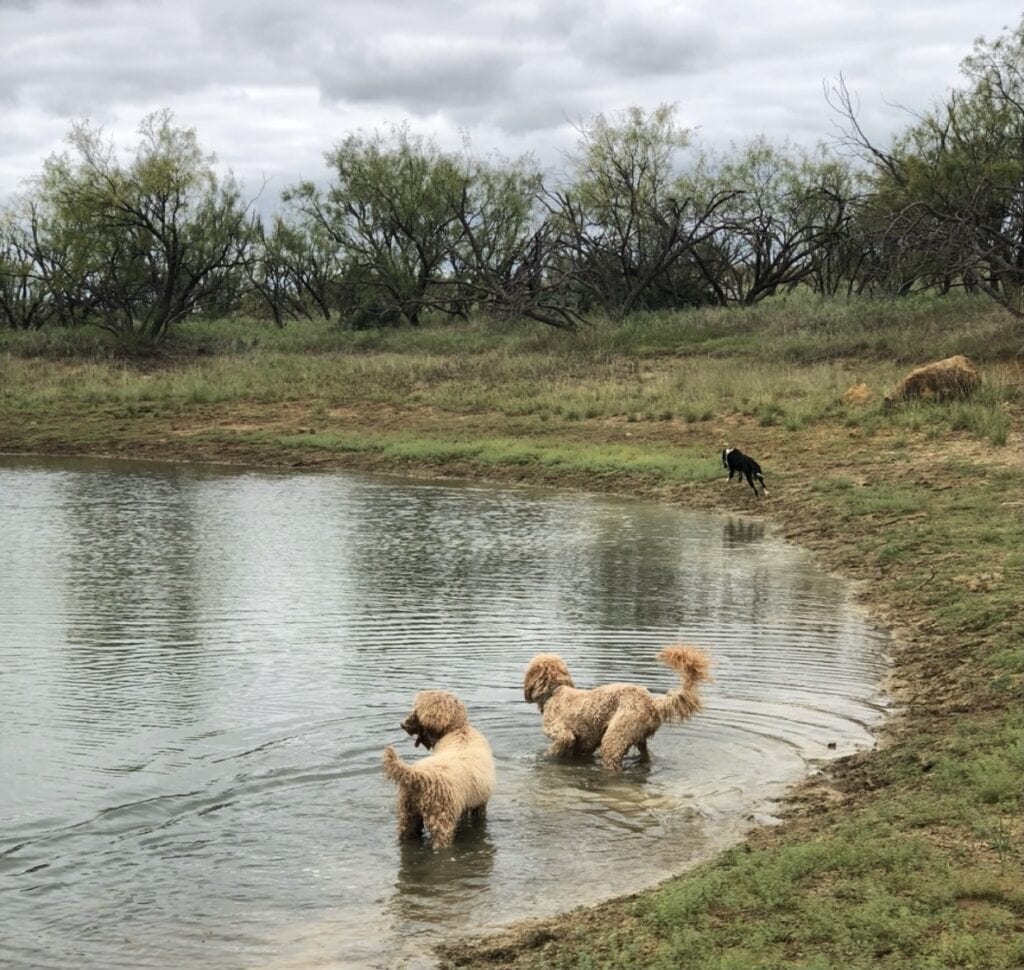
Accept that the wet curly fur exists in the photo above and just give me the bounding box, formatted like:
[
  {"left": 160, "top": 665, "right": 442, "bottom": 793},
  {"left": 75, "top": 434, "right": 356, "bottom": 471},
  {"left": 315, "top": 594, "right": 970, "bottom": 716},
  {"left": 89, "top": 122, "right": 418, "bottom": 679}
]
[
  {"left": 382, "top": 690, "right": 495, "bottom": 848},
  {"left": 523, "top": 645, "right": 712, "bottom": 771}
]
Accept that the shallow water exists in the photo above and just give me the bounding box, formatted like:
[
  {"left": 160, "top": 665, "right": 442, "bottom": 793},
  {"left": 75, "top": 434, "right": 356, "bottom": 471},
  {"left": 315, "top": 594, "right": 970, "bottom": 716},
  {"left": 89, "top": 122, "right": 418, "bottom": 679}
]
[{"left": 0, "top": 456, "right": 888, "bottom": 969}]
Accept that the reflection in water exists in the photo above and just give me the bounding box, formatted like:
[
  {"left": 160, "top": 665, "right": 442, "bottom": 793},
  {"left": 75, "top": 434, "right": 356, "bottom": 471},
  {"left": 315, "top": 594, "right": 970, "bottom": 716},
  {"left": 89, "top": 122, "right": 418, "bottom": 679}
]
[
  {"left": 57, "top": 468, "right": 208, "bottom": 728},
  {"left": 391, "top": 823, "right": 497, "bottom": 926},
  {"left": 723, "top": 516, "right": 765, "bottom": 548},
  {"left": 0, "top": 456, "right": 889, "bottom": 970}
]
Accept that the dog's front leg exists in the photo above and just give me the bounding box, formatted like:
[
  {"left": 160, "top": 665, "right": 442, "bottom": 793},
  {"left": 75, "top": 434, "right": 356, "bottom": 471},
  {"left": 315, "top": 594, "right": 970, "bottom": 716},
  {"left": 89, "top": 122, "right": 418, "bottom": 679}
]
[
  {"left": 544, "top": 723, "right": 577, "bottom": 757},
  {"left": 428, "top": 810, "right": 458, "bottom": 849}
]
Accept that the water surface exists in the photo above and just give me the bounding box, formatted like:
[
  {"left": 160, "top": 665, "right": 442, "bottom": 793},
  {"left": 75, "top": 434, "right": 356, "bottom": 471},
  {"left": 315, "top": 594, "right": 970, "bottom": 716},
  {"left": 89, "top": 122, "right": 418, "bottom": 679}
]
[{"left": 0, "top": 456, "right": 888, "bottom": 969}]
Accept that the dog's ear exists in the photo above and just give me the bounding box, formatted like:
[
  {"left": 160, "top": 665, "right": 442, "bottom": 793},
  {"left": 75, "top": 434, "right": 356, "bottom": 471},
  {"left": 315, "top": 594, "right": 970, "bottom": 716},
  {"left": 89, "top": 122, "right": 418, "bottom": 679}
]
[{"left": 413, "top": 690, "right": 468, "bottom": 735}]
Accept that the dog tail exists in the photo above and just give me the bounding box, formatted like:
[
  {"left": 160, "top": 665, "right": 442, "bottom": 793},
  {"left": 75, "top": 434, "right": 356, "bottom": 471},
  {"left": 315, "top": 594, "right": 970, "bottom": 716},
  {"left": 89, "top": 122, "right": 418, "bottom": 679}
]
[
  {"left": 382, "top": 746, "right": 422, "bottom": 789},
  {"left": 653, "top": 644, "right": 713, "bottom": 724}
]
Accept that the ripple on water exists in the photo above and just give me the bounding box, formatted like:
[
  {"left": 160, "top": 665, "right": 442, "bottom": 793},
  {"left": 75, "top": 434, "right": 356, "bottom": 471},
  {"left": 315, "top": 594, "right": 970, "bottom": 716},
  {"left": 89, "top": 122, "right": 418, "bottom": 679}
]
[{"left": 0, "top": 457, "right": 889, "bottom": 969}]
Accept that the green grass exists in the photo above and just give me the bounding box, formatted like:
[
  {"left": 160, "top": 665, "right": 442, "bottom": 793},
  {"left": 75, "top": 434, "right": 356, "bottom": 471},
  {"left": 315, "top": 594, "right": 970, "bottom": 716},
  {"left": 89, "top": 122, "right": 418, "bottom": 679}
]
[
  {"left": 839, "top": 485, "right": 927, "bottom": 517},
  {"left": 857, "top": 386, "right": 1015, "bottom": 446},
  {"left": 2, "top": 290, "right": 1019, "bottom": 363},
  {"left": 212, "top": 427, "right": 722, "bottom": 484},
  {"left": 3, "top": 348, "right": 1018, "bottom": 449},
  {"left": 4, "top": 294, "right": 1019, "bottom": 447},
  {"left": 539, "top": 802, "right": 1024, "bottom": 969}
]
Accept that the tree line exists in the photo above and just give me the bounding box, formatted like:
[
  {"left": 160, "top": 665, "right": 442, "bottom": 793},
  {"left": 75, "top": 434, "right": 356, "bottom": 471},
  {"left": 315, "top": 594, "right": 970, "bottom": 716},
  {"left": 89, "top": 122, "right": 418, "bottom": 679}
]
[{"left": 3, "top": 19, "right": 1024, "bottom": 343}]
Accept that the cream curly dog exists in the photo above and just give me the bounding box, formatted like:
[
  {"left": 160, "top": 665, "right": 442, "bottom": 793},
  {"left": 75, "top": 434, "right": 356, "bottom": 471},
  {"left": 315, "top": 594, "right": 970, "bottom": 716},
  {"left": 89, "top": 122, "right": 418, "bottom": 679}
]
[
  {"left": 523, "top": 645, "right": 712, "bottom": 771},
  {"left": 382, "top": 690, "right": 495, "bottom": 848}
]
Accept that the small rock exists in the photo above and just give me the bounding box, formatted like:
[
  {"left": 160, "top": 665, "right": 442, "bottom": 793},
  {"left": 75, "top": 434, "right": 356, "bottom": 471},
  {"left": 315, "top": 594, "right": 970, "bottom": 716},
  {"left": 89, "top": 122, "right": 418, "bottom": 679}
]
[{"left": 842, "top": 382, "right": 872, "bottom": 406}]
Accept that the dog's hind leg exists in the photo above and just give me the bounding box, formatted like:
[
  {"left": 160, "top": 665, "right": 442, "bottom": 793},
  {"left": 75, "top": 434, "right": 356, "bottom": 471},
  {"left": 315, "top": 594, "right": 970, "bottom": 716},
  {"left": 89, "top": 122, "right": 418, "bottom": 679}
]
[
  {"left": 396, "top": 790, "right": 424, "bottom": 840},
  {"left": 599, "top": 737, "right": 631, "bottom": 771},
  {"left": 636, "top": 738, "right": 652, "bottom": 763},
  {"left": 744, "top": 471, "right": 760, "bottom": 497},
  {"left": 599, "top": 714, "right": 641, "bottom": 771}
]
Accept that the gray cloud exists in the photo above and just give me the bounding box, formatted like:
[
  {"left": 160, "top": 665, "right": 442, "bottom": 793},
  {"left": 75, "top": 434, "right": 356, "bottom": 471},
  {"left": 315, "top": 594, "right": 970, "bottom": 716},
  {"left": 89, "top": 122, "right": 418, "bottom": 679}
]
[
  {"left": 317, "top": 42, "right": 523, "bottom": 113},
  {"left": 0, "top": 0, "right": 1018, "bottom": 203},
  {"left": 573, "top": 6, "right": 720, "bottom": 76}
]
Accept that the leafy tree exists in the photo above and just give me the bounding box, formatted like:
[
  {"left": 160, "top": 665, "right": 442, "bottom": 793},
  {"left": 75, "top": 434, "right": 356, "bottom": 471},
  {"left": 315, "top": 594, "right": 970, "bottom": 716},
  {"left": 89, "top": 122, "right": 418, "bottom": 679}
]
[
  {"left": 444, "top": 154, "right": 583, "bottom": 330},
  {"left": 34, "top": 110, "right": 254, "bottom": 344},
  {"left": 247, "top": 214, "right": 351, "bottom": 326},
  {"left": 285, "top": 126, "right": 468, "bottom": 326},
  {"left": 830, "top": 17, "right": 1024, "bottom": 317},
  {"left": 0, "top": 196, "right": 98, "bottom": 331},
  {"left": 286, "top": 128, "right": 582, "bottom": 329},
  {"left": 550, "top": 105, "right": 738, "bottom": 314},
  {"left": 687, "top": 138, "right": 856, "bottom": 305},
  {"left": 0, "top": 202, "right": 55, "bottom": 330}
]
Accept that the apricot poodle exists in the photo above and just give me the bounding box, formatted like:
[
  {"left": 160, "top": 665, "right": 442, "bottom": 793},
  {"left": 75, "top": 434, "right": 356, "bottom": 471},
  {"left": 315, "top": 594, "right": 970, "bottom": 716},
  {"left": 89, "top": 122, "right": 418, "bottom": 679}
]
[
  {"left": 523, "top": 645, "right": 712, "bottom": 771},
  {"left": 382, "top": 689, "right": 495, "bottom": 848}
]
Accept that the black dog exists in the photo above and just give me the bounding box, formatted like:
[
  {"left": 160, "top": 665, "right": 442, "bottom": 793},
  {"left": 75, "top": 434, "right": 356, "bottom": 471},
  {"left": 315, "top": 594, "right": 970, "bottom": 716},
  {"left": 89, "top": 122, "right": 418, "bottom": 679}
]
[{"left": 722, "top": 446, "right": 768, "bottom": 497}]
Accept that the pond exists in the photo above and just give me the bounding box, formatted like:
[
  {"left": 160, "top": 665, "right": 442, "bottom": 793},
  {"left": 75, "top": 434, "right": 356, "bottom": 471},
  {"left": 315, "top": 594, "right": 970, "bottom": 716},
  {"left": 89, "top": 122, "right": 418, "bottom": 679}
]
[{"left": 0, "top": 456, "right": 888, "bottom": 969}]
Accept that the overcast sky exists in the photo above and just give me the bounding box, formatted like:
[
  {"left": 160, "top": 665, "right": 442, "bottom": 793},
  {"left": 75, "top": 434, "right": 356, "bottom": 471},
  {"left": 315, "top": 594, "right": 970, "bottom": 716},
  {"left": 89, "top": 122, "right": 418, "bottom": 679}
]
[{"left": 0, "top": 0, "right": 1018, "bottom": 208}]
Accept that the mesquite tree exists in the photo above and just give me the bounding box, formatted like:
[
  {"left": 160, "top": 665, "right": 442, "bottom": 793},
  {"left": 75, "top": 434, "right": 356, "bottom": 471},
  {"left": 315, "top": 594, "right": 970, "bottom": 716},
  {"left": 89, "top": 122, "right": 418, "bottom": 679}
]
[
  {"left": 830, "top": 17, "right": 1024, "bottom": 316},
  {"left": 687, "top": 138, "right": 856, "bottom": 305},
  {"left": 550, "top": 105, "right": 739, "bottom": 314},
  {"left": 34, "top": 111, "right": 254, "bottom": 343},
  {"left": 284, "top": 127, "right": 467, "bottom": 326}
]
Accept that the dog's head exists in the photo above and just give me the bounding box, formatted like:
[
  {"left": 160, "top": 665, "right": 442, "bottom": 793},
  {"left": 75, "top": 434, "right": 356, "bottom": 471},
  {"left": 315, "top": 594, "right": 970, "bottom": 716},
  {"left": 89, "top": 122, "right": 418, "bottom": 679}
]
[
  {"left": 400, "top": 690, "right": 469, "bottom": 749},
  {"left": 523, "top": 654, "right": 574, "bottom": 706},
  {"left": 721, "top": 446, "right": 733, "bottom": 469}
]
